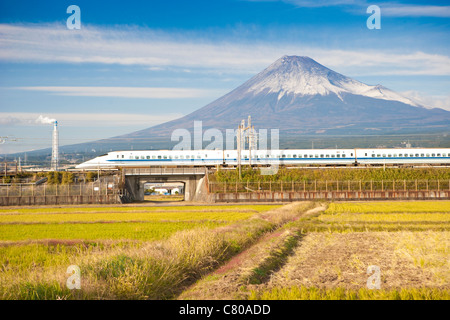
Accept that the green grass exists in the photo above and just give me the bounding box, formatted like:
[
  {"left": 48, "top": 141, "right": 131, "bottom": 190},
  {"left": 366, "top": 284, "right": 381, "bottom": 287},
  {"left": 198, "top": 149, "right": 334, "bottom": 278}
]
[
  {"left": 319, "top": 213, "right": 450, "bottom": 223},
  {"left": 0, "top": 203, "right": 306, "bottom": 300},
  {"left": 0, "top": 210, "right": 259, "bottom": 224},
  {"left": 248, "top": 286, "right": 450, "bottom": 300},
  {"left": 213, "top": 167, "right": 450, "bottom": 183},
  {"left": 0, "top": 221, "right": 225, "bottom": 241},
  {"left": 325, "top": 202, "right": 450, "bottom": 214},
  {"left": 0, "top": 204, "right": 281, "bottom": 215}
]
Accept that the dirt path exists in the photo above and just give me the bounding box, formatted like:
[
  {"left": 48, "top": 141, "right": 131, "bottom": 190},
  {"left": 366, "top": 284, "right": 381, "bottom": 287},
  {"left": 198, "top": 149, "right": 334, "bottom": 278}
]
[{"left": 177, "top": 202, "right": 327, "bottom": 300}]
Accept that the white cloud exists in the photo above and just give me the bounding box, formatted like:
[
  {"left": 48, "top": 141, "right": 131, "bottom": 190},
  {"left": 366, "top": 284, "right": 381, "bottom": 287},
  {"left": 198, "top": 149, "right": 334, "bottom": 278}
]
[
  {"left": 0, "top": 112, "right": 184, "bottom": 127},
  {"left": 17, "top": 86, "right": 221, "bottom": 99},
  {"left": 382, "top": 5, "right": 450, "bottom": 18},
  {"left": 253, "top": 1, "right": 450, "bottom": 17},
  {"left": 1, "top": 23, "right": 450, "bottom": 76},
  {"left": 35, "top": 115, "right": 56, "bottom": 125},
  {"left": 400, "top": 91, "right": 450, "bottom": 111}
]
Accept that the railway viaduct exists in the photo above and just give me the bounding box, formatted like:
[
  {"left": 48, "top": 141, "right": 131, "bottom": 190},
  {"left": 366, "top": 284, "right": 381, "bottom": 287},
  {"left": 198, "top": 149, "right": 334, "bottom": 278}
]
[{"left": 122, "top": 167, "right": 211, "bottom": 202}]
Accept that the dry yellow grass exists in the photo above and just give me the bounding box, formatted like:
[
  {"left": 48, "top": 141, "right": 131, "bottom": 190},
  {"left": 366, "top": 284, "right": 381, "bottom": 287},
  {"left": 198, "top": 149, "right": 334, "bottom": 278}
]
[{"left": 262, "top": 231, "right": 449, "bottom": 291}]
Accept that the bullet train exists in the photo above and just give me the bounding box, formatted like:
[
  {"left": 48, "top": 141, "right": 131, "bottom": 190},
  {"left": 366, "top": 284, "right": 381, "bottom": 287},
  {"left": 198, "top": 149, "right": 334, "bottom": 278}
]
[{"left": 75, "top": 148, "right": 450, "bottom": 169}]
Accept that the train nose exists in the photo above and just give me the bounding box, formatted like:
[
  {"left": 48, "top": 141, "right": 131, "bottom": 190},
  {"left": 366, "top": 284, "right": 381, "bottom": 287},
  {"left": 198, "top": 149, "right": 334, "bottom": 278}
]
[{"left": 75, "top": 158, "right": 101, "bottom": 169}]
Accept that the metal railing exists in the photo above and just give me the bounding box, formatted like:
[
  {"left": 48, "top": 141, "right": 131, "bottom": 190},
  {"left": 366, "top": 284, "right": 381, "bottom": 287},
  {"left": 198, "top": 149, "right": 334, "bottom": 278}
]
[
  {"left": 208, "top": 179, "right": 450, "bottom": 193},
  {"left": 123, "top": 167, "right": 207, "bottom": 176},
  {"left": 0, "top": 182, "right": 120, "bottom": 197}
]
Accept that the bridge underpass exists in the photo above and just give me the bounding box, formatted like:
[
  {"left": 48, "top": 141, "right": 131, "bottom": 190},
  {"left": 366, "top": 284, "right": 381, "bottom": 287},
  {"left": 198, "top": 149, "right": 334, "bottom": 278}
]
[{"left": 122, "top": 167, "right": 210, "bottom": 202}]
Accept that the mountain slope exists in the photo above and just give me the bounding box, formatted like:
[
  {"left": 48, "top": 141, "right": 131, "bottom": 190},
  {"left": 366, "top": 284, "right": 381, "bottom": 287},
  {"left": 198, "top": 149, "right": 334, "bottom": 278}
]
[
  {"left": 45, "top": 55, "right": 450, "bottom": 156},
  {"left": 122, "top": 55, "right": 448, "bottom": 139}
]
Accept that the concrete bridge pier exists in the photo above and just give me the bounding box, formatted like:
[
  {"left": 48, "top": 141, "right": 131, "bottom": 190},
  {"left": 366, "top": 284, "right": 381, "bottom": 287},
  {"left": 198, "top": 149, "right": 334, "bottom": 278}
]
[{"left": 123, "top": 167, "right": 210, "bottom": 202}]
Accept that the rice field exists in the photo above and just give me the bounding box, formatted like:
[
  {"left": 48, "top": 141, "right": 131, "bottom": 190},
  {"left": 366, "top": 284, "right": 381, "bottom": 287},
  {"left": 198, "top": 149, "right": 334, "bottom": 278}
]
[
  {"left": 245, "top": 201, "right": 450, "bottom": 301},
  {"left": 325, "top": 201, "right": 450, "bottom": 214},
  {"left": 1, "top": 200, "right": 449, "bottom": 300},
  {"left": 0, "top": 205, "right": 281, "bottom": 241},
  {"left": 0, "top": 203, "right": 291, "bottom": 300}
]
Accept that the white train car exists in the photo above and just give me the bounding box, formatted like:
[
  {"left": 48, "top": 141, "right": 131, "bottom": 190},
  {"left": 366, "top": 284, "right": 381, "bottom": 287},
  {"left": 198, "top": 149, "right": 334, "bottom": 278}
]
[
  {"left": 355, "top": 148, "right": 450, "bottom": 165},
  {"left": 75, "top": 148, "right": 450, "bottom": 170}
]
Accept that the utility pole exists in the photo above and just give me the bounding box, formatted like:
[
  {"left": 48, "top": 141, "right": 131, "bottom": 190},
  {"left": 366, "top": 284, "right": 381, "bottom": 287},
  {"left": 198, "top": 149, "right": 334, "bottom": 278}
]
[
  {"left": 237, "top": 116, "right": 257, "bottom": 180},
  {"left": 237, "top": 120, "right": 244, "bottom": 180}
]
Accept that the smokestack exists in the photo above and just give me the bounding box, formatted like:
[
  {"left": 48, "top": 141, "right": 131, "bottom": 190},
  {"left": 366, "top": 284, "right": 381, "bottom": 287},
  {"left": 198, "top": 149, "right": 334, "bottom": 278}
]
[{"left": 51, "top": 120, "right": 59, "bottom": 171}]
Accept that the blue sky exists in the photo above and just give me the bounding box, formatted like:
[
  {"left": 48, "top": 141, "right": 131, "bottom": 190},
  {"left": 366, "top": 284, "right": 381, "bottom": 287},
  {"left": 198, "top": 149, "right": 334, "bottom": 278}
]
[{"left": 1, "top": 0, "right": 449, "bottom": 154}]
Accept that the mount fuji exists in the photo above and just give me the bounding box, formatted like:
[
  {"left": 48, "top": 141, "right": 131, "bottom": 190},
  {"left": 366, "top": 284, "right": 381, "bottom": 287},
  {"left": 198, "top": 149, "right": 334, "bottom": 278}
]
[
  {"left": 52, "top": 55, "right": 450, "bottom": 155},
  {"left": 122, "top": 55, "right": 449, "bottom": 140}
]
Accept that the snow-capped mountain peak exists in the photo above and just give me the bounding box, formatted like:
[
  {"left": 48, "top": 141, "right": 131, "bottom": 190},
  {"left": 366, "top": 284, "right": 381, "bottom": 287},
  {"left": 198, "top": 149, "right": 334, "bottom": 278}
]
[{"left": 246, "top": 55, "right": 420, "bottom": 106}]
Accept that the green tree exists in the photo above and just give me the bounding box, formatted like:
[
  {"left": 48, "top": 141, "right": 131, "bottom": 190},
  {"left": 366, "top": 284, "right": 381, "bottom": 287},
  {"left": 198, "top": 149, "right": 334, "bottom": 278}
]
[
  {"left": 86, "top": 171, "right": 96, "bottom": 182},
  {"left": 61, "top": 172, "right": 74, "bottom": 184}
]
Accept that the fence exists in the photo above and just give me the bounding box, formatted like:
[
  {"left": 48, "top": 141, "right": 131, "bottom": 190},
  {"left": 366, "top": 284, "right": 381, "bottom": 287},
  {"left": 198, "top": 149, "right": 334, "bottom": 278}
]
[
  {"left": 0, "top": 182, "right": 122, "bottom": 206},
  {"left": 209, "top": 180, "right": 450, "bottom": 194}
]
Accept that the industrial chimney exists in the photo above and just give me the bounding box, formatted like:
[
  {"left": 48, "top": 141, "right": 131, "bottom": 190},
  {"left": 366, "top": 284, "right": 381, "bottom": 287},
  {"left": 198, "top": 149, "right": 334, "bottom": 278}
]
[{"left": 51, "top": 120, "right": 59, "bottom": 171}]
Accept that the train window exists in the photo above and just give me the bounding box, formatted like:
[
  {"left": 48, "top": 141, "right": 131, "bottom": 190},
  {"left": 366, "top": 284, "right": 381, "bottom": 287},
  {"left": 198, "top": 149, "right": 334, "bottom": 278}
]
[
  {"left": 403, "top": 154, "right": 407, "bottom": 157},
  {"left": 305, "top": 154, "right": 308, "bottom": 158},
  {"left": 163, "top": 156, "right": 167, "bottom": 159},
  {"left": 266, "top": 155, "right": 269, "bottom": 158},
  {"left": 426, "top": 154, "right": 430, "bottom": 157},
  {"left": 351, "top": 153, "right": 353, "bottom": 156},
  {"left": 331, "top": 155, "right": 335, "bottom": 158},
  {"left": 117, "top": 155, "right": 119, "bottom": 158},
  {"left": 371, "top": 154, "right": 375, "bottom": 157},
  {"left": 287, "top": 155, "right": 291, "bottom": 158},
  {"left": 315, "top": 154, "right": 319, "bottom": 158},
  {"left": 437, "top": 153, "right": 441, "bottom": 157},
  {"left": 377, "top": 154, "right": 381, "bottom": 157},
  {"left": 399, "top": 154, "right": 402, "bottom": 157},
  {"left": 388, "top": 154, "right": 392, "bottom": 158},
  {"left": 342, "top": 154, "right": 346, "bottom": 157},
  {"left": 320, "top": 154, "right": 324, "bottom": 158},
  {"left": 204, "top": 154, "right": 208, "bottom": 158},
  {"left": 415, "top": 154, "right": 419, "bottom": 157},
  {"left": 421, "top": 154, "right": 424, "bottom": 157},
  {"left": 410, "top": 154, "right": 413, "bottom": 157},
  {"left": 152, "top": 155, "right": 156, "bottom": 159},
  {"left": 122, "top": 155, "right": 124, "bottom": 159},
  {"left": 174, "top": 156, "right": 178, "bottom": 159},
  {"left": 394, "top": 154, "right": 397, "bottom": 157},
  {"left": 365, "top": 153, "right": 368, "bottom": 156},
  {"left": 197, "top": 155, "right": 201, "bottom": 159},
  {"left": 282, "top": 155, "right": 286, "bottom": 158},
  {"left": 432, "top": 154, "right": 435, "bottom": 157},
  {"left": 158, "top": 156, "right": 162, "bottom": 159},
  {"left": 293, "top": 154, "right": 297, "bottom": 158},
  {"left": 337, "top": 154, "right": 340, "bottom": 158},
  {"left": 135, "top": 156, "right": 139, "bottom": 159},
  {"left": 146, "top": 156, "right": 150, "bottom": 159}
]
